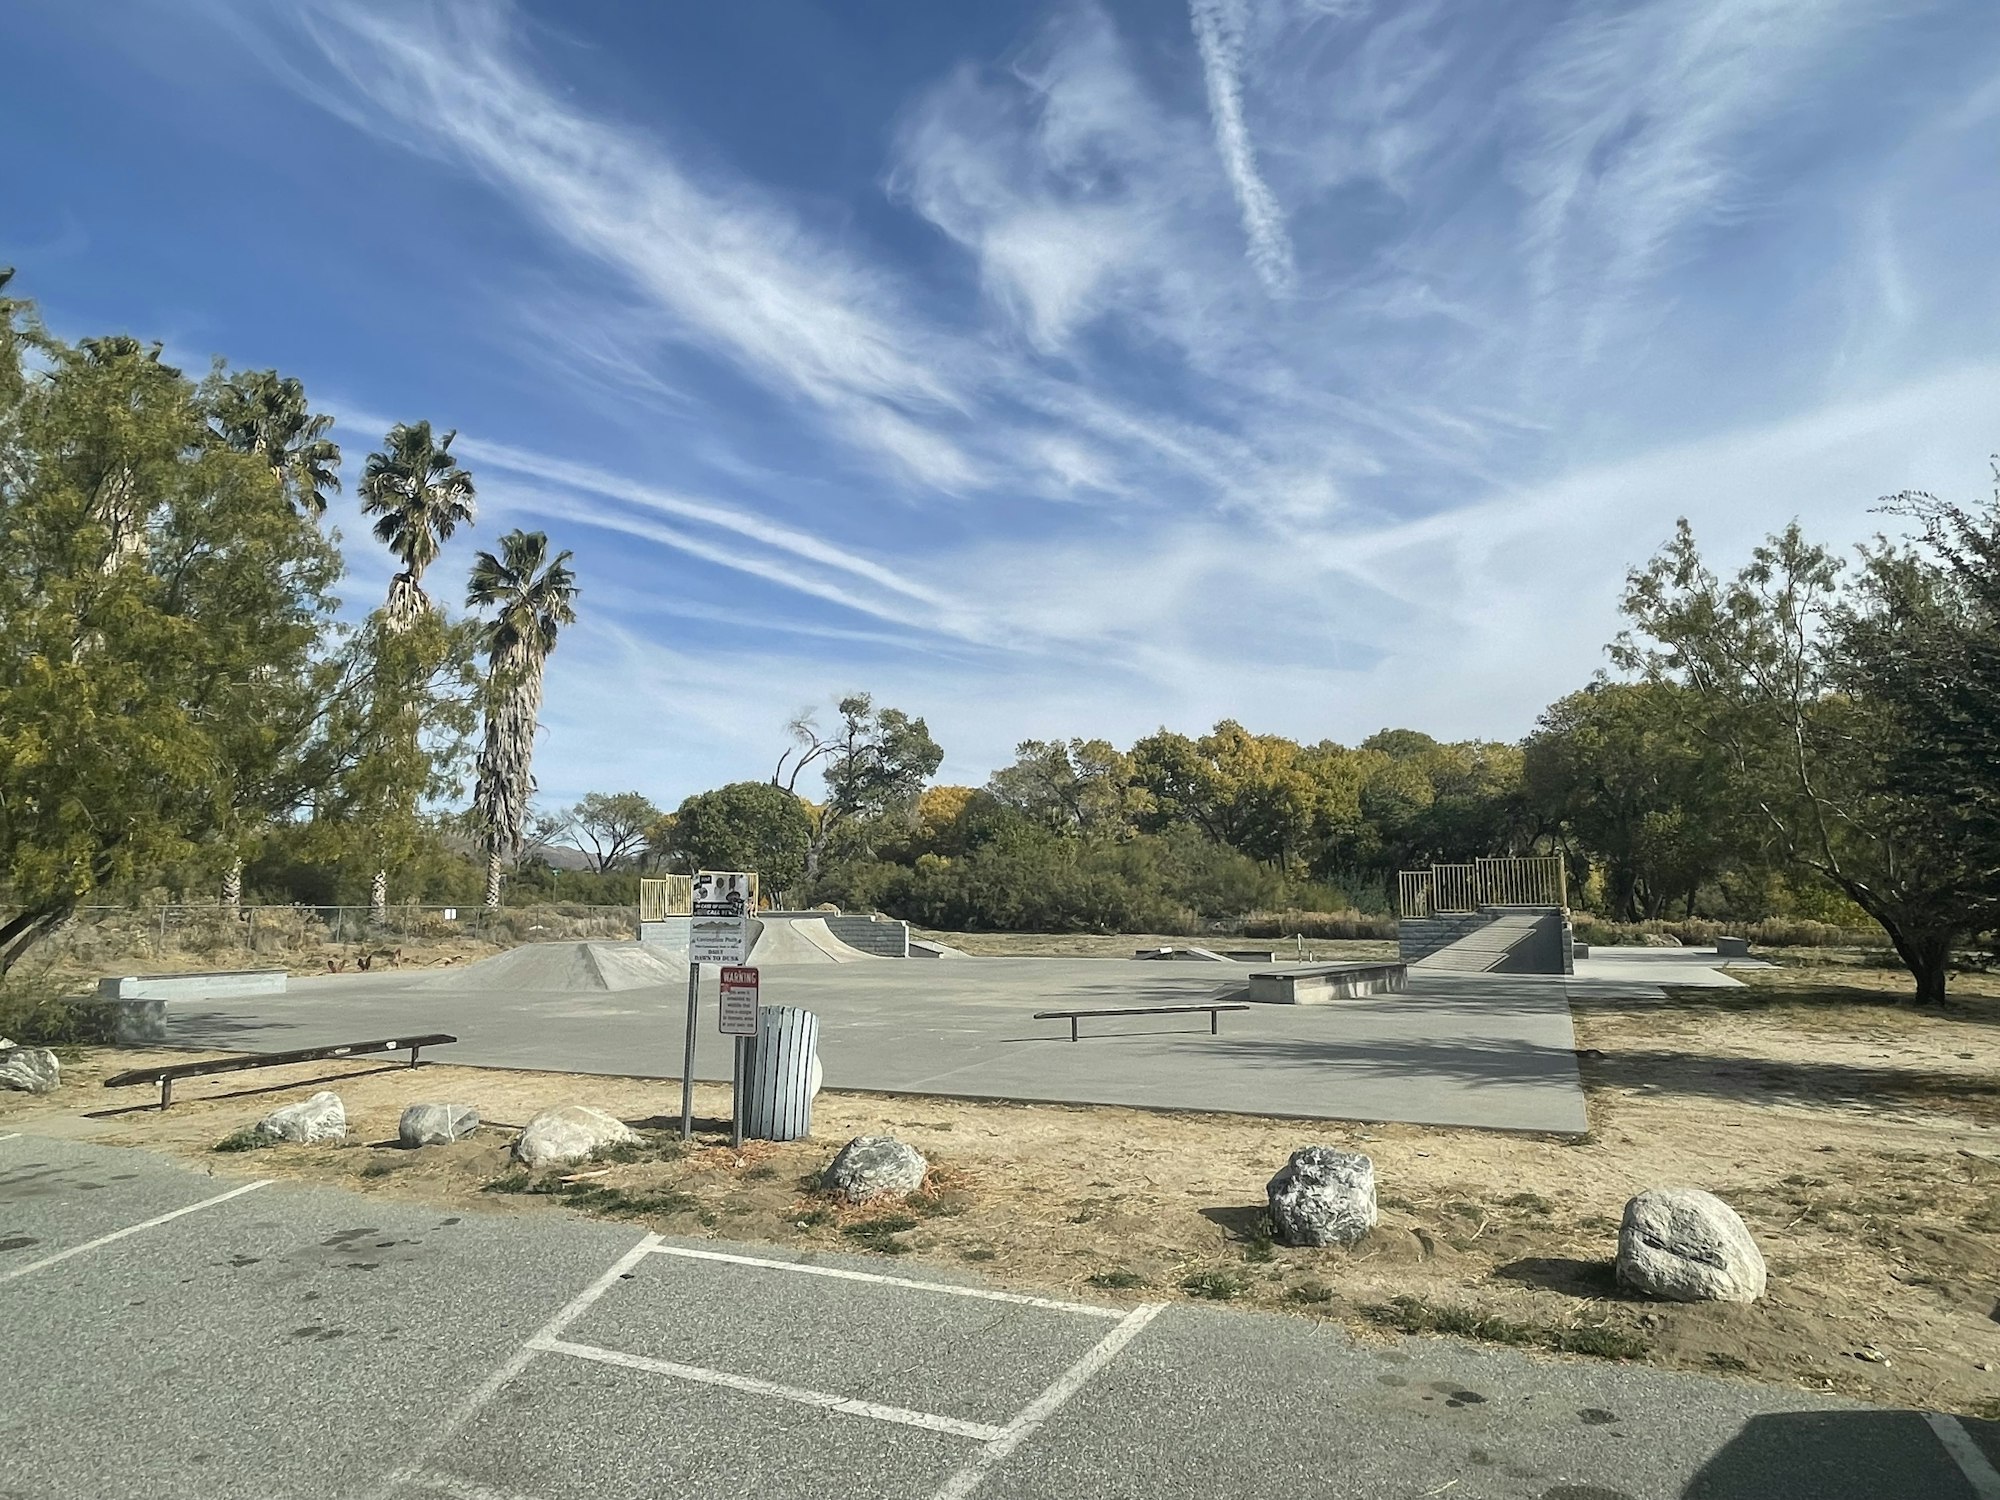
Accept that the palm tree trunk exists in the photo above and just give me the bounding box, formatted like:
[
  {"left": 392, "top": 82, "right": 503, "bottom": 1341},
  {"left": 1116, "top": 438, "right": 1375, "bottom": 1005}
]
[
  {"left": 370, "top": 869, "right": 387, "bottom": 926},
  {"left": 485, "top": 850, "right": 503, "bottom": 910},
  {"left": 222, "top": 858, "right": 242, "bottom": 913}
]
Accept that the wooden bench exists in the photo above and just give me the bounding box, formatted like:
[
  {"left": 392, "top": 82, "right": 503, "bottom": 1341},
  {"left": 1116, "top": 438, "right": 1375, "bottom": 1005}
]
[
  {"left": 1032, "top": 1004, "right": 1250, "bottom": 1043},
  {"left": 103, "top": 1034, "right": 457, "bottom": 1109}
]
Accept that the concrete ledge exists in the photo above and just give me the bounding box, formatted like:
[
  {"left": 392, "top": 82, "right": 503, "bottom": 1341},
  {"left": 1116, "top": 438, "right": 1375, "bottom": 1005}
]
[
  {"left": 96, "top": 969, "right": 286, "bottom": 1002},
  {"left": 1247, "top": 962, "right": 1408, "bottom": 1005},
  {"left": 1716, "top": 935, "right": 1750, "bottom": 957}
]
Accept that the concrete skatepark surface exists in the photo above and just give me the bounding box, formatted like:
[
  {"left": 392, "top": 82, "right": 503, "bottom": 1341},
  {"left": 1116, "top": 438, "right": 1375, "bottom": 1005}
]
[
  {"left": 4, "top": 1135, "right": 1994, "bottom": 1500},
  {"left": 144, "top": 946, "right": 1629, "bottom": 1133}
]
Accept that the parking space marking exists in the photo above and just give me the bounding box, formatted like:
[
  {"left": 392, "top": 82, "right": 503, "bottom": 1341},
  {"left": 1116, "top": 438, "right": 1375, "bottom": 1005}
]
[
  {"left": 0, "top": 1133, "right": 20, "bottom": 1144},
  {"left": 377, "top": 1232, "right": 1161, "bottom": 1500},
  {"left": 408, "top": 1473, "right": 550, "bottom": 1500},
  {"left": 930, "top": 1303, "right": 1165, "bottom": 1500},
  {"left": 0, "top": 1178, "right": 271, "bottom": 1283},
  {"left": 643, "top": 1242, "right": 1124, "bottom": 1318},
  {"left": 367, "top": 1232, "right": 663, "bottom": 1500},
  {"left": 1926, "top": 1413, "right": 2000, "bottom": 1499},
  {"left": 533, "top": 1335, "right": 1008, "bottom": 1441}
]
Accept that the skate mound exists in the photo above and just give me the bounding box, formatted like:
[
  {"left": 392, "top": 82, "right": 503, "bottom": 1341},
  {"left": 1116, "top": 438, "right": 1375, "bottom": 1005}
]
[
  {"left": 416, "top": 941, "right": 688, "bottom": 993},
  {"left": 747, "top": 917, "right": 879, "bottom": 965}
]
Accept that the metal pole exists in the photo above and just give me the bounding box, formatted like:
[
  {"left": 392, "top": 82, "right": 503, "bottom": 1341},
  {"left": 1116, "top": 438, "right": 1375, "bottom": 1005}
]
[
  {"left": 730, "top": 1034, "right": 746, "bottom": 1150},
  {"left": 680, "top": 960, "right": 700, "bottom": 1142}
]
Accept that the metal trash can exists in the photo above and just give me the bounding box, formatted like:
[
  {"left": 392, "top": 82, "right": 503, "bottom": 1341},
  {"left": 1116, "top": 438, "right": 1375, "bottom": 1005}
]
[{"left": 741, "top": 1005, "right": 820, "bottom": 1142}]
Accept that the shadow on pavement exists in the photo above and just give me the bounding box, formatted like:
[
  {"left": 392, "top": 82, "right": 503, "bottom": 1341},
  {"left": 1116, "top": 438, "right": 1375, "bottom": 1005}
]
[{"left": 1682, "top": 1408, "right": 2000, "bottom": 1498}]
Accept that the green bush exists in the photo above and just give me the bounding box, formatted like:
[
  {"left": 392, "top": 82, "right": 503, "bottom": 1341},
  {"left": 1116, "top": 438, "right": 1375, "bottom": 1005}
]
[{"left": 0, "top": 979, "right": 115, "bottom": 1046}]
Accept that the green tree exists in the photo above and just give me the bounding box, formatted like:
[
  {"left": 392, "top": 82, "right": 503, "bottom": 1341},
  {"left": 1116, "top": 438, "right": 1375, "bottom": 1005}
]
[
  {"left": 772, "top": 694, "right": 943, "bottom": 877},
  {"left": 466, "top": 529, "right": 578, "bottom": 907},
  {"left": 0, "top": 288, "right": 465, "bottom": 972},
  {"left": 668, "top": 782, "right": 814, "bottom": 898},
  {"left": 561, "top": 791, "right": 662, "bottom": 873},
  {"left": 357, "top": 420, "right": 478, "bottom": 913},
  {"left": 1523, "top": 682, "right": 1734, "bottom": 919},
  {"left": 1848, "top": 479, "right": 2000, "bottom": 890},
  {"left": 1617, "top": 518, "right": 1988, "bottom": 1003},
  {"left": 986, "top": 738, "right": 1144, "bottom": 838}
]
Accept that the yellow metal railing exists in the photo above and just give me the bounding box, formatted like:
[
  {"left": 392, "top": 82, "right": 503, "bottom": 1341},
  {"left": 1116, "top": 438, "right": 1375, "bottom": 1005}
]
[
  {"left": 639, "top": 875, "right": 693, "bottom": 922},
  {"left": 1397, "top": 856, "right": 1566, "bottom": 916}
]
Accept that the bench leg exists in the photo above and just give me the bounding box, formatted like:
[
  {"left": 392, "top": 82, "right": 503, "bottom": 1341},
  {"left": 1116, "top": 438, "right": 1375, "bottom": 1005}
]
[
  {"left": 1211, "top": 1010, "right": 1220, "bottom": 1035},
  {"left": 1070, "top": 1017, "right": 1079, "bottom": 1043},
  {"left": 160, "top": 1077, "right": 173, "bottom": 1110},
  {"left": 408, "top": 1046, "right": 421, "bottom": 1069}
]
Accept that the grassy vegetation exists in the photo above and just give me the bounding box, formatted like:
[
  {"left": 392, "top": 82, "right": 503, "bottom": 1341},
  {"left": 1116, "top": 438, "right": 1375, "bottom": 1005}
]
[
  {"left": 1181, "top": 1269, "right": 1249, "bottom": 1301},
  {"left": 841, "top": 1213, "right": 920, "bottom": 1254},
  {"left": 213, "top": 1126, "right": 271, "bottom": 1153},
  {"left": 1364, "top": 1295, "right": 1650, "bottom": 1360},
  {"left": 1088, "top": 1268, "right": 1148, "bottom": 1290}
]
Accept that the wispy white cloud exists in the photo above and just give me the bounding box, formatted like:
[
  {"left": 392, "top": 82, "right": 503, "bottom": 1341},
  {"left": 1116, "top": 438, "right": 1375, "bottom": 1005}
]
[
  {"left": 1189, "top": 0, "right": 1297, "bottom": 294},
  {"left": 186, "top": 0, "right": 2000, "bottom": 802},
  {"left": 1507, "top": 0, "right": 1917, "bottom": 359}
]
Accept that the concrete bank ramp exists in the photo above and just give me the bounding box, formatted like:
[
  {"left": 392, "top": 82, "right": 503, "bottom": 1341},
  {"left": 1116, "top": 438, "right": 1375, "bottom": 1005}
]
[
  {"left": 747, "top": 917, "right": 878, "bottom": 965},
  {"left": 415, "top": 941, "right": 688, "bottom": 993}
]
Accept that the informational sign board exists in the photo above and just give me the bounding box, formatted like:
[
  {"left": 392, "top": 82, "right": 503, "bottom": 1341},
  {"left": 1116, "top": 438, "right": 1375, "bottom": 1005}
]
[
  {"left": 718, "top": 966, "right": 759, "bottom": 1035},
  {"left": 690, "top": 870, "right": 753, "bottom": 964}
]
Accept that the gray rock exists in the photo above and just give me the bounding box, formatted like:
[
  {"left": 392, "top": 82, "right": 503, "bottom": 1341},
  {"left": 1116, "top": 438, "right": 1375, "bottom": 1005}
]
[
  {"left": 1616, "top": 1188, "right": 1766, "bottom": 1303},
  {"left": 256, "top": 1091, "right": 346, "bottom": 1144},
  {"left": 823, "top": 1135, "right": 927, "bottom": 1202},
  {"left": 398, "top": 1102, "right": 480, "bottom": 1147},
  {"left": 513, "top": 1104, "right": 639, "bottom": 1168},
  {"left": 0, "top": 1045, "right": 60, "bottom": 1094},
  {"left": 1267, "top": 1147, "right": 1377, "bottom": 1247}
]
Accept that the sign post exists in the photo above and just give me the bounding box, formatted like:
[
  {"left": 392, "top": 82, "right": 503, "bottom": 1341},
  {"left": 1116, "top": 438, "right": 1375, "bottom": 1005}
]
[
  {"left": 682, "top": 871, "right": 752, "bottom": 1142},
  {"left": 719, "top": 965, "right": 759, "bottom": 1149}
]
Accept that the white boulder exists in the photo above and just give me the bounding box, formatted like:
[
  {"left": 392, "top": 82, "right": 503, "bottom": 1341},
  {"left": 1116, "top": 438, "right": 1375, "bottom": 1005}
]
[
  {"left": 256, "top": 1091, "right": 347, "bottom": 1144},
  {"left": 398, "top": 1102, "right": 480, "bottom": 1147},
  {"left": 0, "top": 1045, "right": 60, "bottom": 1094},
  {"left": 823, "top": 1135, "right": 928, "bottom": 1202},
  {"left": 1616, "top": 1188, "right": 1766, "bottom": 1303},
  {"left": 1267, "top": 1147, "right": 1377, "bottom": 1247},
  {"left": 513, "top": 1105, "right": 639, "bottom": 1169}
]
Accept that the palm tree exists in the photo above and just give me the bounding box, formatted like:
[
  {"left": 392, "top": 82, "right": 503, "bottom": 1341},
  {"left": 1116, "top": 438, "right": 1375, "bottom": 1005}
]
[
  {"left": 359, "top": 421, "right": 476, "bottom": 628},
  {"left": 212, "top": 370, "right": 341, "bottom": 518},
  {"left": 467, "top": 530, "right": 579, "bottom": 908},
  {"left": 357, "top": 420, "right": 476, "bottom": 919}
]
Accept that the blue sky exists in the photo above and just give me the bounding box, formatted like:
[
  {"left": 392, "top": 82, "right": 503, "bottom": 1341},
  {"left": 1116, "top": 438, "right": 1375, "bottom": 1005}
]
[{"left": 10, "top": 0, "right": 2000, "bottom": 810}]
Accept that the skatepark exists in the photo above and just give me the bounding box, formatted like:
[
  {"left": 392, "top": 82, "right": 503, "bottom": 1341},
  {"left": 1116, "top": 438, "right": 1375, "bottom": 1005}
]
[{"left": 114, "top": 906, "right": 1769, "bottom": 1136}]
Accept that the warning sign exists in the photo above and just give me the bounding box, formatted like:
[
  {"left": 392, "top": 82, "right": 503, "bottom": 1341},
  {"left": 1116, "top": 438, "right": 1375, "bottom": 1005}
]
[{"left": 719, "top": 966, "right": 759, "bottom": 1036}]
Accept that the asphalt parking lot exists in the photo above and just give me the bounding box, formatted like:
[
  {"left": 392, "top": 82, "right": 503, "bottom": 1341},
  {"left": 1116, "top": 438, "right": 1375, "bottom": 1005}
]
[{"left": 4, "top": 1131, "right": 1997, "bottom": 1500}]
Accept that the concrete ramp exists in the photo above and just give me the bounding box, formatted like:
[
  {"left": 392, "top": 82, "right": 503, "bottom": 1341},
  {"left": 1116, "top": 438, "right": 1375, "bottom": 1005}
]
[
  {"left": 909, "top": 938, "right": 967, "bottom": 959},
  {"left": 747, "top": 917, "right": 878, "bottom": 965},
  {"left": 1414, "top": 913, "right": 1549, "bottom": 974},
  {"left": 415, "top": 941, "right": 687, "bottom": 993}
]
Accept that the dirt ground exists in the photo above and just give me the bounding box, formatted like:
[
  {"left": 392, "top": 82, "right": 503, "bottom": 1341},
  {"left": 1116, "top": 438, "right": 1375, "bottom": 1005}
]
[{"left": 4, "top": 950, "right": 1996, "bottom": 1419}]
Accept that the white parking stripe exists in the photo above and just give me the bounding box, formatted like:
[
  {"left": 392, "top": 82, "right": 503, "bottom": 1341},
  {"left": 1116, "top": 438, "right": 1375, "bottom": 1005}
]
[
  {"left": 1926, "top": 1413, "right": 2000, "bottom": 1500},
  {"left": 364, "top": 1233, "right": 661, "bottom": 1500},
  {"left": 534, "top": 1335, "right": 1007, "bottom": 1442},
  {"left": 0, "top": 1133, "right": 20, "bottom": 1144},
  {"left": 0, "top": 1178, "right": 271, "bottom": 1282},
  {"left": 408, "top": 1473, "right": 550, "bottom": 1500},
  {"left": 931, "top": 1303, "right": 1164, "bottom": 1500},
  {"left": 645, "top": 1242, "right": 1123, "bottom": 1318}
]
